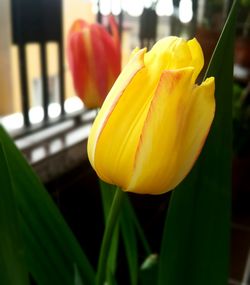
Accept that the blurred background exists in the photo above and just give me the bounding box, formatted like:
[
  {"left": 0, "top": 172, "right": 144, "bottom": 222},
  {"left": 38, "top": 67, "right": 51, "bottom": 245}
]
[{"left": 0, "top": 0, "right": 249, "bottom": 284}]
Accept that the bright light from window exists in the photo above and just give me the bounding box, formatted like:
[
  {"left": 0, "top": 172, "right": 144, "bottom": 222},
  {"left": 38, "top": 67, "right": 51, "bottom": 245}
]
[
  {"left": 93, "top": 0, "right": 161, "bottom": 16},
  {"left": 143, "top": 0, "right": 153, "bottom": 9},
  {"left": 111, "top": 0, "right": 122, "bottom": 15},
  {"left": 29, "top": 106, "right": 44, "bottom": 124},
  {"left": 48, "top": 103, "right": 61, "bottom": 119},
  {"left": 179, "top": 0, "right": 193, "bottom": 23},
  {"left": 91, "top": 0, "right": 99, "bottom": 14},
  {"left": 64, "top": 96, "right": 84, "bottom": 114},
  {"left": 122, "top": 0, "right": 144, "bottom": 16},
  {"left": 0, "top": 97, "right": 85, "bottom": 132},
  {"left": 0, "top": 113, "right": 24, "bottom": 131},
  {"left": 156, "top": 0, "right": 174, "bottom": 17},
  {"left": 100, "top": 0, "right": 111, "bottom": 16}
]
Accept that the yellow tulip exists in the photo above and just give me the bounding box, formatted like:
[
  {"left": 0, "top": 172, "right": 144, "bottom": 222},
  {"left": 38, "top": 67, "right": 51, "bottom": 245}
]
[{"left": 87, "top": 36, "right": 215, "bottom": 195}]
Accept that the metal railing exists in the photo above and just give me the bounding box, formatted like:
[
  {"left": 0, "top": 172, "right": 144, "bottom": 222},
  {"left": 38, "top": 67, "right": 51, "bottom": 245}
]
[{"left": 10, "top": 0, "right": 68, "bottom": 134}]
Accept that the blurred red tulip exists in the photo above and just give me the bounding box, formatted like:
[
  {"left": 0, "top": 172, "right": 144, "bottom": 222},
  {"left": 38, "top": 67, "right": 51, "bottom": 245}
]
[{"left": 67, "top": 16, "right": 121, "bottom": 108}]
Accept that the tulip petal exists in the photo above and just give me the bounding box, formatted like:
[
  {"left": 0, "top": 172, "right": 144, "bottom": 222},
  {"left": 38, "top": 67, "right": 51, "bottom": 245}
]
[
  {"left": 90, "top": 25, "right": 110, "bottom": 102},
  {"left": 68, "top": 19, "right": 88, "bottom": 34},
  {"left": 68, "top": 27, "right": 102, "bottom": 108},
  {"left": 187, "top": 38, "right": 204, "bottom": 82},
  {"left": 87, "top": 48, "right": 147, "bottom": 183},
  {"left": 170, "top": 76, "right": 215, "bottom": 187},
  {"left": 92, "top": 24, "right": 121, "bottom": 98},
  {"left": 128, "top": 68, "right": 215, "bottom": 194},
  {"left": 67, "top": 18, "right": 121, "bottom": 108},
  {"left": 144, "top": 37, "right": 200, "bottom": 82},
  {"left": 67, "top": 30, "right": 88, "bottom": 99}
]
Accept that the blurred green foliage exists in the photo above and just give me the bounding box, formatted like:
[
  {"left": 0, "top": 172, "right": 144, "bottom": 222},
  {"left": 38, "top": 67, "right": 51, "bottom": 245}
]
[{"left": 233, "top": 83, "right": 250, "bottom": 155}]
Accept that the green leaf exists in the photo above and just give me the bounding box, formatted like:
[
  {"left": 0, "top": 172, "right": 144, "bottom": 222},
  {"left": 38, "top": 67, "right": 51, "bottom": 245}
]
[
  {"left": 120, "top": 195, "right": 151, "bottom": 285},
  {"left": 158, "top": 1, "right": 238, "bottom": 285},
  {"left": 100, "top": 181, "right": 120, "bottom": 280},
  {"left": 74, "top": 264, "right": 84, "bottom": 285},
  {"left": 123, "top": 195, "right": 151, "bottom": 256},
  {"left": 106, "top": 270, "right": 118, "bottom": 285},
  {"left": 120, "top": 196, "right": 138, "bottom": 285},
  {"left": 0, "top": 143, "right": 30, "bottom": 285},
  {"left": 0, "top": 126, "right": 95, "bottom": 285},
  {"left": 99, "top": 181, "right": 151, "bottom": 285}
]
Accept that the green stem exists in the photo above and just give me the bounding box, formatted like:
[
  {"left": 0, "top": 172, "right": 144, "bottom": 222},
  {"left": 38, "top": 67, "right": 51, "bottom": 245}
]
[
  {"left": 124, "top": 195, "right": 151, "bottom": 255},
  {"left": 96, "top": 186, "right": 125, "bottom": 285}
]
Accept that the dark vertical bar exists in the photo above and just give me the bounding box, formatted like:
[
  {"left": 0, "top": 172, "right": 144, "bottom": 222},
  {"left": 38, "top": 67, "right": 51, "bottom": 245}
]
[
  {"left": 58, "top": 42, "right": 65, "bottom": 115},
  {"left": 97, "top": 11, "right": 102, "bottom": 24},
  {"left": 192, "top": 0, "right": 198, "bottom": 36},
  {"left": 118, "top": 11, "right": 123, "bottom": 42},
  {"left": 14, "top": 0, "right": 30, "bottom": 127},
  {"left": 18, "top": 44, "right": 30, "bottom": 127},
  {"left": 58, "top": 0, "right": 65, "bottom": 116},
  {"left": 97, "top": 0, "right": 102, "bottom": 23},
  {"left": 40, "top": 42, "right": 49, "bottom": 121}
]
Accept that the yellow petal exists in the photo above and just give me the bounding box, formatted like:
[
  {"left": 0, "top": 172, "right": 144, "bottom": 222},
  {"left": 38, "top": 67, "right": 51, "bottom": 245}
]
[
  {"left": 87, "top": 48, "right": 146, "bottom": 182},
  {"left": 169, "top": 76, "right": 215, "bottom": 188},
  {"left": 128, "top": 68, "right": 215, "bottom": 194},
  {"left": 129, "top": 47, "right": 140, "bottom": 60},
  {"left": 187, "top": 38, "right": 204, "bottom": 81},
  {"left": 143, "top": 37, "right": 204, "bottom": 85}
]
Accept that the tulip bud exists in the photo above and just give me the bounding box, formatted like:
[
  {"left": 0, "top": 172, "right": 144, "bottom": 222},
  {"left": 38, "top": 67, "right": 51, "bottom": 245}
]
[
  {"left": 87, "top": 37, "right": 215, "bottom": 195},
  {"left": 67, "top": 16, "right": 121, "bottom": 108}
]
